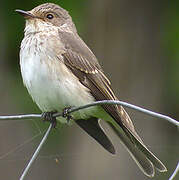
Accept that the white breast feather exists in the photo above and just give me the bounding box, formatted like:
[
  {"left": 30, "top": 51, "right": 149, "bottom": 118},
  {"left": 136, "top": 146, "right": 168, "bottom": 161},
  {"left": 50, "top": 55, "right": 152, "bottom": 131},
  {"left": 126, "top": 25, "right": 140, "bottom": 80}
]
[{"left": 20, "top": 24, "right": 98, "bottom": 123}]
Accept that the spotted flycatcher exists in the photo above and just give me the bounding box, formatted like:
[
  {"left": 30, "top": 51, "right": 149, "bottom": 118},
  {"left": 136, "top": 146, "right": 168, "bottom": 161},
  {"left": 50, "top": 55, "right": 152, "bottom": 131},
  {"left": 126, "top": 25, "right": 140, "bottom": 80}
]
[{"left": 16, "top": 3, "right": 167, "bottom": 177}]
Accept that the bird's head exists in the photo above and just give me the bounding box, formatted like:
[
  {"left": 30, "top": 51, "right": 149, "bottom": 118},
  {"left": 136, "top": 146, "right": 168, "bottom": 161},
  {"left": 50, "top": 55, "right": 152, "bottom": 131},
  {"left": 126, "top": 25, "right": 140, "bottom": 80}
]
[{"left": 16, "top": 3, "right": 76, "bottom": 33}]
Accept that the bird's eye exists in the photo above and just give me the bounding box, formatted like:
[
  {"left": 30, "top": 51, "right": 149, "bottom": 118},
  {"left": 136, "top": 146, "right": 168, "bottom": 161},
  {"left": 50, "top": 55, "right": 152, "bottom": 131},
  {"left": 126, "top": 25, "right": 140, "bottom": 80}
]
[{"left": 46, "top": 14, "right": 54, "bottom": 19}]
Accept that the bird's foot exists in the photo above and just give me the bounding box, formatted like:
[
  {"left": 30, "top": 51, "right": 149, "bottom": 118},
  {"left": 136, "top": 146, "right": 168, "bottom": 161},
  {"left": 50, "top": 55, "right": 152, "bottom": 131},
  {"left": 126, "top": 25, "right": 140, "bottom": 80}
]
[
  {"left": 62, "top": 107, "right": 73, "bottom": 123},
  {"left": 42, "top": 111, "right": 57, "bottom": 128}
]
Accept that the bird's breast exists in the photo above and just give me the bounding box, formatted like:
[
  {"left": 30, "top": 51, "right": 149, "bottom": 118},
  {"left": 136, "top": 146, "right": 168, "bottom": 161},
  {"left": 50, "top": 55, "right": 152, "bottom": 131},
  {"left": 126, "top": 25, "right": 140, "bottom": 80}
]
[{"left": 19, "top": 33, "right": 97, "bottom": 123}]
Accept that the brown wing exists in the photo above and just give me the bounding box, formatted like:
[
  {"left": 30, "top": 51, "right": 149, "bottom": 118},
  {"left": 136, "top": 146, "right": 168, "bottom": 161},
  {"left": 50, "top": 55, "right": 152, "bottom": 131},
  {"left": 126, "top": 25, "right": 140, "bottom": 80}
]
[
  {"left": 58, "top": 31, "right": 138, "bottom": 139},
  {"left": 57, "top": 31, "right": 167, "bottom": 174},
  {"left": 76, "top": 117, "right": 115, "bottom": 154}
]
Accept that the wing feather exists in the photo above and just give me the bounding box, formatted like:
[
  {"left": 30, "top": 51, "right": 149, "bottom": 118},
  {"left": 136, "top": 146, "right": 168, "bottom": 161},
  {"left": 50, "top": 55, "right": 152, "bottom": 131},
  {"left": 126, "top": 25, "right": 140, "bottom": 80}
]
[
  {"left": 56, "top": 31, "right": 167, "bottom": 175},
  {"left": 58, "top": 31, "right": 138, "bottom": 139}
]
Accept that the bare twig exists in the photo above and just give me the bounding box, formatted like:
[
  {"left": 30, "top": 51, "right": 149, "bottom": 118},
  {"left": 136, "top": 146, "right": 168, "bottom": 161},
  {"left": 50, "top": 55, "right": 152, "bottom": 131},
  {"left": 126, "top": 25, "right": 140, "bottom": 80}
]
[
  {"left": 169, "top": 162, "right": 179, "bottom": 180},
  {"left": 19, "top": 123, "right": 53, "bottom": 180}
]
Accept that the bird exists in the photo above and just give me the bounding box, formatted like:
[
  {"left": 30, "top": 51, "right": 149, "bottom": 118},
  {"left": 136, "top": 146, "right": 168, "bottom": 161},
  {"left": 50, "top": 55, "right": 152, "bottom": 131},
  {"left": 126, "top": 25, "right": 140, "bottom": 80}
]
[{"left": 16, "top": 3, "right": 167, "bottom": 177}]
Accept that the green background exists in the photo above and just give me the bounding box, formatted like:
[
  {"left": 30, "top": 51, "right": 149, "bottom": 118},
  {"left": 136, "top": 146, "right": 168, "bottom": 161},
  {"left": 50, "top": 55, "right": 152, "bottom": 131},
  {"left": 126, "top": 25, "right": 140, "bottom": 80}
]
[{"left": 0, "top": 0, "right": 178, "bottom": 179}]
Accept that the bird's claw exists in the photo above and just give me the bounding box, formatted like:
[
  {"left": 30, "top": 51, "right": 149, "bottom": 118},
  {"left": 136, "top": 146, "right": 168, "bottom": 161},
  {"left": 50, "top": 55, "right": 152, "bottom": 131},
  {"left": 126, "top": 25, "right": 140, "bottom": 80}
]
[{"left": 62, "top": 107, "right": 73, "bottom": 123}]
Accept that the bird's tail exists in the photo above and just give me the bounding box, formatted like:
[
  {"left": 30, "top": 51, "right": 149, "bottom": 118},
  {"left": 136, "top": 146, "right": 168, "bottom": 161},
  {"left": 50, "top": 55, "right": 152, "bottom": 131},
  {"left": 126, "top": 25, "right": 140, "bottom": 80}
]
[{"left": 107, "top": 109, "right": 167, "bottom": 177}]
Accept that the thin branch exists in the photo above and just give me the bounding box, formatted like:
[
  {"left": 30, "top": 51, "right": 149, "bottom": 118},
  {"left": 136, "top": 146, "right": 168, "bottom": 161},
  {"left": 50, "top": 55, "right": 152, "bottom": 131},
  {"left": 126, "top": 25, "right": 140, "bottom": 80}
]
[
  {"left": 19, "top": 123, "right": 53, "bottom": 180},
  {"left": 169, "top": 162, "right": 179, "bottom": 180}
]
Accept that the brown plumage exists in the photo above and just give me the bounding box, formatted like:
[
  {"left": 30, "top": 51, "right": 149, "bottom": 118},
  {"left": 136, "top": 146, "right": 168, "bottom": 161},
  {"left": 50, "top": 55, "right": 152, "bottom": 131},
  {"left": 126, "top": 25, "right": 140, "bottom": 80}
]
[
  {"left": 16, "top": 3, "right": 167, "bottom": 177},
  {"left": 59, "top": 29, "right": 167, "bottom": 176}
]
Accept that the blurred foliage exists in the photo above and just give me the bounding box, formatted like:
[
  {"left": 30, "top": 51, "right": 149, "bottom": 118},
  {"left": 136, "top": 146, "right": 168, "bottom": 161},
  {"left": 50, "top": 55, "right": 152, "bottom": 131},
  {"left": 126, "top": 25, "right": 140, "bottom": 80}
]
[{"left": 162, "top": 0, "right": 179, "bottom": 118}]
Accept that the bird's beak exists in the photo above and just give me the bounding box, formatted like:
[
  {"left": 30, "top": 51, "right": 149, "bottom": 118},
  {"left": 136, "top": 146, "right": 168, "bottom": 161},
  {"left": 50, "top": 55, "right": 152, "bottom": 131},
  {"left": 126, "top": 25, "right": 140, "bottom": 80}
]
[{"left": 15, "top": 9, "right": 35, "bottom": 19}]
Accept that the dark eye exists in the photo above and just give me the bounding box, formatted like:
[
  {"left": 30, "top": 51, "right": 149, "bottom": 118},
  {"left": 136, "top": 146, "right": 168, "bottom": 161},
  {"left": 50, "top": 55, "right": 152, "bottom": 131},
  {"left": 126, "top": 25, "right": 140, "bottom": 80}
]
[{"left": 46, "top": 14, "right": 54, "bottom": 19}]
